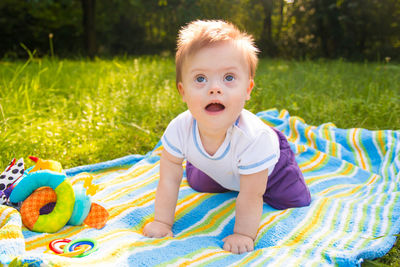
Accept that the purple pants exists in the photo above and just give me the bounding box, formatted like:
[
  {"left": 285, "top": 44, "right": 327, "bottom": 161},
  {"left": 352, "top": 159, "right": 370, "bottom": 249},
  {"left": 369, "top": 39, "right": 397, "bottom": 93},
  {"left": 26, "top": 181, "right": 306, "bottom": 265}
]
[{"left": 186, "top": 128, "right": 311, "bottom": 210}]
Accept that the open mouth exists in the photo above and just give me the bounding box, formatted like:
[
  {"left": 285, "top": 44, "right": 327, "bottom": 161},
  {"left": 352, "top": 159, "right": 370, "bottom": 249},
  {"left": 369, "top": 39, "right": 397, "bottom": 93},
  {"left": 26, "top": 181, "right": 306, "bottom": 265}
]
[{"left": 205, "top": 103, "right": 225, "bottom": 112}]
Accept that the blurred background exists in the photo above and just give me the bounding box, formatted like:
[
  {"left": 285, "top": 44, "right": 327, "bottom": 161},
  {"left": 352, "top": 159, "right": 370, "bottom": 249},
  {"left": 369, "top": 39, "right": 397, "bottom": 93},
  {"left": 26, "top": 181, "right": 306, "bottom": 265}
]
[{"left": 1, "top": 0, "right": 399, "bottom": 61}]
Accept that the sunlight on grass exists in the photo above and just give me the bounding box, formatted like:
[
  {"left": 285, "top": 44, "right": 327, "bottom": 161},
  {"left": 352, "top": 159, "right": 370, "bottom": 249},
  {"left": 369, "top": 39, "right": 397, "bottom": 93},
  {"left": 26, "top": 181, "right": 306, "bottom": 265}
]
[
  {"left": 1, "top": 58, "right": 399, "bottom": 169},
  {"left": 0, "top": 57, "right": 184, "bottom": 168}
]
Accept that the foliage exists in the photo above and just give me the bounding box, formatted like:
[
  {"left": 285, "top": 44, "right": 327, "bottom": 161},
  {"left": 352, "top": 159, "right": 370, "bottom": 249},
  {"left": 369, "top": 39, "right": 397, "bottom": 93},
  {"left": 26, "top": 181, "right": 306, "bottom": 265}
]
[
  {"left": 0, "top": 0, "right": 82, "bottom": 58},
  {"left": 0, "top": 0, "right": 399, "bottom": 60},
  {"left": 280, "top": 0, "right": 400, "bottom": 60}
]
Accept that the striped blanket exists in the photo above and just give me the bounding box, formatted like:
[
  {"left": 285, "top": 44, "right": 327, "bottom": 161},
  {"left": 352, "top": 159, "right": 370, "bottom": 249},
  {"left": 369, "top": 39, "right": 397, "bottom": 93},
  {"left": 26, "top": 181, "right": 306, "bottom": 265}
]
[{"left": 1, "top": 109, "right": 399, "bottom": 266}]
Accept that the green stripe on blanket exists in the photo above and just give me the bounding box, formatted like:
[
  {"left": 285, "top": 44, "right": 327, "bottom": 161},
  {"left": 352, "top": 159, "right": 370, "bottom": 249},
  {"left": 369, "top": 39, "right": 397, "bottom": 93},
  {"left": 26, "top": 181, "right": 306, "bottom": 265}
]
[{"left": 1, "top": 108, "right": 399, "bottom": 266}]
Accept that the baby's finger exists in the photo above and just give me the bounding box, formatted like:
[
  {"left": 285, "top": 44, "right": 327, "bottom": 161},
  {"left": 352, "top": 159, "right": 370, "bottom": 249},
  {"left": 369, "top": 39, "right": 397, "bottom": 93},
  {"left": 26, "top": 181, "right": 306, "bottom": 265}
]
[
  {"left": 165, "top": 231, "right": 173, "bottom": 237},
  {"left": 245, "top": 243, "right": 254, "bottom": 252},
  {"left": 146, "top": 232, "right": 156, "bottom": 238},
  {"left": 142, "top": 228, "right": 149, "bottom": 237},
  {"left": 238, "top": 245, "right": 247, "bottom": 254},
  {"left": 230, "top": 245, "right": 239, "bottom": 254},
  {"left": 143, "top": 232, "right": 153, "bottom": 238},
  {"left": 223, "top": 242, "right": 231, "bottom": 252}
]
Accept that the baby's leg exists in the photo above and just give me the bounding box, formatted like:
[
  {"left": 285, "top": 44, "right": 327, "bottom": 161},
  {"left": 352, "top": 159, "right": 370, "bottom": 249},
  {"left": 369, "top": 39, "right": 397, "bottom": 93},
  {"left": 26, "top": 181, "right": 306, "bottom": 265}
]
[
  {"left": 186, "top": 161, "right": 230, "bottom": 193},
  {"left": 263, "top": 129, "right": 311, "bottom": 210}
]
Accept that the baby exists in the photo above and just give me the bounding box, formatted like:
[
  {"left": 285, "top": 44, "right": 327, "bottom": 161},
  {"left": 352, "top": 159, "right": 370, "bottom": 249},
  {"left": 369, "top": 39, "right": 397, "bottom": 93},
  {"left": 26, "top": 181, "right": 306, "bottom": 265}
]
[{"left": 143, "top": 20, "right": 311, "bottom": 254}]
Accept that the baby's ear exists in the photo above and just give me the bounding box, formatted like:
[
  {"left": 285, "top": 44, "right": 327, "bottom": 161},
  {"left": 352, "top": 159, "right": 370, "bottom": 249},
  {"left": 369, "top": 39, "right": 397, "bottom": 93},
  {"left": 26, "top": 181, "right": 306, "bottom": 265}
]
[
  {"left": 178, "top": 82, "right": 186, "bottom": 101},
  {"left": 246, "top": 79, "right": 254, "bottom": 100}
]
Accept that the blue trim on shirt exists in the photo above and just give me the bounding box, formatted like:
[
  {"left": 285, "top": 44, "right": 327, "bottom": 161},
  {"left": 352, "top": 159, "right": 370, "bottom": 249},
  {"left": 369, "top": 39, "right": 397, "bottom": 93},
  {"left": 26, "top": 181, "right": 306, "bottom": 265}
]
[
  {"left": 193, "top": 120, "right": 231, "bottom": 161},
  {"left": 235, "top": 116, "right": 240, "bottom": 126},
  {"left": 162, "top": 135, "right": 183, "bottom": 156},
  {"left": 238, "top": 153, "right": 277, "bottom": 170}
]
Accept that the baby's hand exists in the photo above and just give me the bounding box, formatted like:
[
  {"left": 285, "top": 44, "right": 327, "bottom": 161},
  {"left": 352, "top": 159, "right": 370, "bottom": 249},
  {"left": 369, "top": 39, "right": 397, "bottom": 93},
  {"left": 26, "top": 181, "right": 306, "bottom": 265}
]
[
  {"left": 222, "top": 233, "right": 254, "bottom": 254},
  {"left": 143, "top": 220, "right": 173, "bottom": 238}
]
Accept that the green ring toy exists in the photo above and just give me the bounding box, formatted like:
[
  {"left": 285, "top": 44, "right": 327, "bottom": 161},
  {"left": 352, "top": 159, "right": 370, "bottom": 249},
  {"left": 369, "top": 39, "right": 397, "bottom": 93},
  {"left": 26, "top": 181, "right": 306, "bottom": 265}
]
[
  {"left": 63, "top": 238, "right": 98, "bottom": 257},
  {"left": 9, "top": 171, "right": 75, "bottom": 233}
]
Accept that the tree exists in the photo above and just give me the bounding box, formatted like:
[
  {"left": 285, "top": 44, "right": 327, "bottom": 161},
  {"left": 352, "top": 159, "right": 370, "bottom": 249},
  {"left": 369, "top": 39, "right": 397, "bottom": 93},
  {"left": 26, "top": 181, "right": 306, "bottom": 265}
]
[
  {"left": 81, "top": 0, "right": 96, "bottom": 59},
  {"left": 260, "top": 0, "right": 275, "bottom": 56}
]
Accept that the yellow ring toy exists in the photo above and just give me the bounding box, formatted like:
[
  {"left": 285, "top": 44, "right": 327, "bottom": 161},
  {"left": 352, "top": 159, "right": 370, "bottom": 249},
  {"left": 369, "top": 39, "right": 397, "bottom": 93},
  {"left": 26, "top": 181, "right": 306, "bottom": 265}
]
[{"left": 10, "top": 171, "right": 75, "bottom": 233}]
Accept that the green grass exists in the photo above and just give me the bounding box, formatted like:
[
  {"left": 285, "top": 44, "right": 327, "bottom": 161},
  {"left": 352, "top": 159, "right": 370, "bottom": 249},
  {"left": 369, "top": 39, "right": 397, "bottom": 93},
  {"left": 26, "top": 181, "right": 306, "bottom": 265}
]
[{"left": 0, "top": 57, "right": 399, "bottom": 264}]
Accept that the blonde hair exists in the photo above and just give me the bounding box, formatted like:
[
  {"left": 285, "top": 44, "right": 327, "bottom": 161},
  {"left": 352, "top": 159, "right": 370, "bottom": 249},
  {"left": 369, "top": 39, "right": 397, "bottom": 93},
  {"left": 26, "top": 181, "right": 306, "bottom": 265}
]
[{"left": 176, "top": 20, "right": 259, "bottom": 87}]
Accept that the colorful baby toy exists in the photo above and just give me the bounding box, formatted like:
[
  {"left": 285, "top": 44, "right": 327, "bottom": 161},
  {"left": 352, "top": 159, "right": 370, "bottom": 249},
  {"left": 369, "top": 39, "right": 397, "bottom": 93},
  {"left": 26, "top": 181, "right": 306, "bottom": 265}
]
[
  {"left": 0, "top": 158, "right": 25, "bottom": 207},
  {"left": 47, "top": 238, "right": 98, "bottom": 257},
  {"left": 7, "top": 156, "right": 109, "bottom": 233},
  {"left": 28, "top": 156, "right": 63, "bottom": 173}
]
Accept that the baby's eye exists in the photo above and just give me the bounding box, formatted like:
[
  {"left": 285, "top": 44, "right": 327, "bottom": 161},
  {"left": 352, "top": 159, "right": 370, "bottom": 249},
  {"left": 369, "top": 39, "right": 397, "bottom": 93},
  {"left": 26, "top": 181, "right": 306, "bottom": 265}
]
[
  {"left": 195, "top": 75, "right": 207, "bottom": 83},
  {"left": 224, "top": 74, "right": 235, "bottom": 82}
]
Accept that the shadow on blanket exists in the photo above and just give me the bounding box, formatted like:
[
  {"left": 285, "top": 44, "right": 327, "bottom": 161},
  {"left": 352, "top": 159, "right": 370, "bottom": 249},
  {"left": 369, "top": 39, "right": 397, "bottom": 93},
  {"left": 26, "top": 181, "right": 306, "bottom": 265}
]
[{"left": 1, "top": 108, "right": 399, "bottom": 266}]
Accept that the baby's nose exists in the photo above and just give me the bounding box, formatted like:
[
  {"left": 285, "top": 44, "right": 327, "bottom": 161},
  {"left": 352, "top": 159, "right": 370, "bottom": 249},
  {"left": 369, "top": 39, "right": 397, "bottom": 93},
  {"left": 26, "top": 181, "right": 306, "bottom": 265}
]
[{"left": 208, "top": 84, "right": 223, "bottom": 95}]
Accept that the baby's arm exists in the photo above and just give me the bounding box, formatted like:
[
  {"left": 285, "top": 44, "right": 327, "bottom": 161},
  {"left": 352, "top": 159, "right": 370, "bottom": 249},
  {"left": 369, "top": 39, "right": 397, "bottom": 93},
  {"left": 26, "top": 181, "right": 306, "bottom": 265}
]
[
  {"left": 222, "top": 169, "right": 268, "bottom": 254},
  {"left": 143, "top": 149, "right": 183, "bottom": 238}
]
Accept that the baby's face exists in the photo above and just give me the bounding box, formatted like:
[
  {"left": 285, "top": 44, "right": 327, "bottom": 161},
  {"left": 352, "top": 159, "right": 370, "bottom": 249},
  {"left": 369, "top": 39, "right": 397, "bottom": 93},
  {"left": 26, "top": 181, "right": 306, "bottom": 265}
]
[{"left": 178, "top": 41, "right": 254, "bottom": 133}]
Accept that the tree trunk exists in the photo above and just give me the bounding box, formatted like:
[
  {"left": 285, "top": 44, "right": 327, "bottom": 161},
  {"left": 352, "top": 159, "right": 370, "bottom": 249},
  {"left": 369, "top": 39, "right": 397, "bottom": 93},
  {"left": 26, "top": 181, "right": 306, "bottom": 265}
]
[
  {"left": 314, "top": 0, "right": 329, "bottom": 57},
  {"left": 277, "top": 0, "right": 284, "bottom": 39},
  {"left": 81, "top": 0, "right": 96, "bottom": 59},
  {"left": 260, "top": 0, "right": 274, "bottom": 55},
  {"left": 261, "top": 0, "right": 273, "bottom": 43}
]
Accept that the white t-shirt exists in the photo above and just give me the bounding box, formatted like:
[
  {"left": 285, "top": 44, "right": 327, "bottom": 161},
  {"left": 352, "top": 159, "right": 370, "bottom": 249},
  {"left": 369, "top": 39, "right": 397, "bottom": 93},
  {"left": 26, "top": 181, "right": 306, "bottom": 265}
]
[{"left": 161, "top": 109, "right": 280, "bottom": 191}]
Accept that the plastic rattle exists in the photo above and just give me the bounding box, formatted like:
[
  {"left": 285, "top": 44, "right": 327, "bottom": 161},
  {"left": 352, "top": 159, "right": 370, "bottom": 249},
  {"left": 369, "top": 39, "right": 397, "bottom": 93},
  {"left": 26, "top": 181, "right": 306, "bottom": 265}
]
[{"left": 48, "top": 238, "right": 98, "bottom": 257}]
